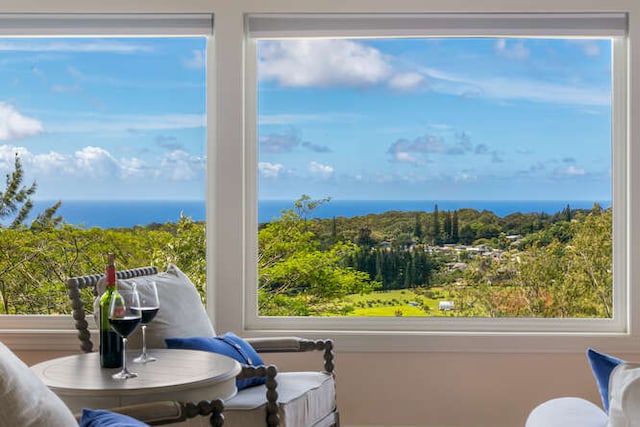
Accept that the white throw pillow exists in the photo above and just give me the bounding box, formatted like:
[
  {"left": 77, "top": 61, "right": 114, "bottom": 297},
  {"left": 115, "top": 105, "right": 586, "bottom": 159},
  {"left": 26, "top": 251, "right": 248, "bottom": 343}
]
[
  {"left": 0, "top": 341, "right": 78, "bottom": 427},
  {"left": 607, "top": 362, "right": 640, "bottom": 427},
  {"left": 94, "top": 264, "right": 215, "bottom": 349}
]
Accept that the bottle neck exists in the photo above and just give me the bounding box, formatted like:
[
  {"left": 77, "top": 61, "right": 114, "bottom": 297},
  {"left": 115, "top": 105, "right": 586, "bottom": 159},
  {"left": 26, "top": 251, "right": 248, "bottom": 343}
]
[{"left": 106, "top": 264, "right": 116, "bottom": 288}]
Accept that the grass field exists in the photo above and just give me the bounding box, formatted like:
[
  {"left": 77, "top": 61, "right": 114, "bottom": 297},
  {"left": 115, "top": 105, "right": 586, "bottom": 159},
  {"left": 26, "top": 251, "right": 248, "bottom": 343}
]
[{"left": 343, "top": 288, "right": 456, "bottom": 317}]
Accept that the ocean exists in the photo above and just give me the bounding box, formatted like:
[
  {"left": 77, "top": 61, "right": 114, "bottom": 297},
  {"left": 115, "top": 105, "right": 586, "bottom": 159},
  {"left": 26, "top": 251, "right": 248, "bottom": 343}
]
[{"left": 23, "top": 199, "right": 611, "bottom": 229}]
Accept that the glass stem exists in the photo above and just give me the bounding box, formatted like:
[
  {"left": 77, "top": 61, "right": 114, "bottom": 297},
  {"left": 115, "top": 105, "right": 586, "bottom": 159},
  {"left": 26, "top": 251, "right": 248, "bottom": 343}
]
[
  {"left": 141, "top": 325, "right": 148, "bottom": 357},
  {"left": 122, "top": 337, "right": 128, "bottom": 373}
]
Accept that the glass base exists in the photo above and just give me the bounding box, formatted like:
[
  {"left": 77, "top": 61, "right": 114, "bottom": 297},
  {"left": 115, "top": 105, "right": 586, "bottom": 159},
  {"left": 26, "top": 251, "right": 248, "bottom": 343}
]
[
  {"left": 133, "top": 353, "right": 156, "bottom": 363},
  {"left": 112, "top": 369, "right": 138, "bottom": 380}
]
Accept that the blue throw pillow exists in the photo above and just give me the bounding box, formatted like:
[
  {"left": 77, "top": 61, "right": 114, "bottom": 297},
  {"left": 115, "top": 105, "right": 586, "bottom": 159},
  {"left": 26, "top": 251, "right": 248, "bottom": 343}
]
[
  {"left": 165, "top": 332, "right": 266, "bottom": 390},
  {"left": 587, "top": 348, "right": 624, "bottom": 412},
  {"left": 80, "top": 409, "right": 149, "bottom": 427}
]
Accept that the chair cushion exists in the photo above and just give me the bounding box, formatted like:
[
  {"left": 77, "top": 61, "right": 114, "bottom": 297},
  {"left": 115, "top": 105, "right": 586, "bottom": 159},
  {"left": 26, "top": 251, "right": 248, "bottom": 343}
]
[
  {"left": 525, "top": 397, "right": 607, "bottom": 427},
  {"left": 165, "top": 332, "right": 266, "bottom": 390},
  {"left": 0, "top": 341, "right": 78, "bottom": 427},
  {"left": 608, "top": 362, "right": 640, "bottom": 426},
  {"left": 80, "top": 408, "right": 149, "bottom": 427},
  {"left": 223, "top": 371, "right": 336, "bottom": 427},
  {"left": 95, "top": 264, "right": 215, "bottom": 349}
]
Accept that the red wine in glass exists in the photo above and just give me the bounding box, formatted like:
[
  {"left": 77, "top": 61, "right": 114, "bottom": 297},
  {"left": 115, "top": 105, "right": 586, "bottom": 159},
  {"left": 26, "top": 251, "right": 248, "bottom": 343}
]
[{"left": 108, "top": 289, "right": 141, "bottom": 379}]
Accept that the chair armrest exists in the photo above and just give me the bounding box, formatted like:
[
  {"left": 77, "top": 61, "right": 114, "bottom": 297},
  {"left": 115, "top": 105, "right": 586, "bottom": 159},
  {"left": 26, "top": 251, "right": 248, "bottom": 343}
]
[
  {"left": 237, "top": 364, "right": 280, "bottom": 427},
  {"left": 246, "top": 337, "right": 335, "bottom": 374},
  {"left": 74, "top": 399, "right": 225, "bottom": 426}
]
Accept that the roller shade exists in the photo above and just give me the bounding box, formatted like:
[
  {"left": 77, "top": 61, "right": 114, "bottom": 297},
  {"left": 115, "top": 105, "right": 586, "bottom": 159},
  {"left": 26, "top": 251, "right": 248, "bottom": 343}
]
[
  {"left": 248, "top": 13, "right": 627, "bottom": 38},
  {"left": 0, "top": 14, "right": 213, "bottom": 36}
]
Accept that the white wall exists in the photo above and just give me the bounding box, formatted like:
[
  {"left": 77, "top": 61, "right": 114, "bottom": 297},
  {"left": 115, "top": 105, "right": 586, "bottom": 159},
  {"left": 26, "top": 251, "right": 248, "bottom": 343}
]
[
  {"left": 17, "top": 347, "right": 640, "bottom": 427},
  {"left": 6, "top": 0, "right": 640, "bottom": 426}
]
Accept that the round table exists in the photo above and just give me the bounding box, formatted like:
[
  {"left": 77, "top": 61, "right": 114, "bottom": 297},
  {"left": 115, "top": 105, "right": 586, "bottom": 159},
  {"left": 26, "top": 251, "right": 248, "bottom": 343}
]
[{"left": 31, "top": 349, "right": 241, "bottom": 413}]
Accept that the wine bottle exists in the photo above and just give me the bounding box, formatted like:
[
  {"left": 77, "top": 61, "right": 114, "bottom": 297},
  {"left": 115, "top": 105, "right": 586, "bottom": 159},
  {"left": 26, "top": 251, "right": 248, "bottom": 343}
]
[{"left": 99, "top": 253, "right": 123, "bottom": 368}]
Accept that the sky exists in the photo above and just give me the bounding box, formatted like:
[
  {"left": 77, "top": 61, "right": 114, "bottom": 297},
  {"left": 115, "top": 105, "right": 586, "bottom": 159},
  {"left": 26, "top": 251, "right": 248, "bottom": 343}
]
[
  {"left": 257, "top": 37, "right": 612, "bottom": 201},
  {"left": 0, "top": 36, "right": 612, "bottom": 202}
]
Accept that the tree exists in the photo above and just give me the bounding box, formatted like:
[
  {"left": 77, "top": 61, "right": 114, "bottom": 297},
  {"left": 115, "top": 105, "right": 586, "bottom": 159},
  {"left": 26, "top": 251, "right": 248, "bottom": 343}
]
[
  {"left": 451, "top": 210, "right": 460, "bottom": 243},
  {"left": 414, "top": 212, "right": 423, "bottom": 240},
  {"left": 443, "top": 211, "right": 453, "bottom": 243},
  {"left": 0, "top": 153, "right": 61, "bottom": 229},
  {"left": 431, "top": 204, "right": 441, "bottom": 245},
  {"left": 258, "top": 196, "right": 380, "bottom": 315}
]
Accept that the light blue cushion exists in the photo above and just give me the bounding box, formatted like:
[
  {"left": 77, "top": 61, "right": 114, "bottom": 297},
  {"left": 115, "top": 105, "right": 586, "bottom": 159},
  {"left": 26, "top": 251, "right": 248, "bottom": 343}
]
[
  {"left": 165, "top": 332, "right": 266, "bottom": 390},
  {"left": 587, "top": 347, "right": 624, "bottom": 412},
  {"left": 80, "top": 409, "right": 149, "bottom": 427}
]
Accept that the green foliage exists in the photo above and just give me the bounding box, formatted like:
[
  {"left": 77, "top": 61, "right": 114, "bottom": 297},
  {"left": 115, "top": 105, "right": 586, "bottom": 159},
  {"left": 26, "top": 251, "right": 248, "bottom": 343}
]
[{"left": 258, "top": 195, "right": 380, "bottom": 315}]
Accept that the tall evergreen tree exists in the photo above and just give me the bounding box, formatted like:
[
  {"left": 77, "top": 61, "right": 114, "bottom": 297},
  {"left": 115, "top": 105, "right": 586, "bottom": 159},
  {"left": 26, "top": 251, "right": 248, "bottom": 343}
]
[
  {"left": 452, "top": 210, "right": 460, "bottom": 243},
  {"left": 431, "top": 204, "right": 441, "bottom": 245},
  {"left": 414, "top": 212, "right": 423, "bottom": 240},
  {"left": 443, "top": 211, "right": 452, "bottom": 243}
]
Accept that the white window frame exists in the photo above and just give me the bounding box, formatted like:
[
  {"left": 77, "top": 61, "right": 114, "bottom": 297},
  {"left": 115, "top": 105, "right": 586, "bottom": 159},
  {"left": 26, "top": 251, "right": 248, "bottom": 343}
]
[
  {"left": 239, "top": 13, "right": 635, "bottom": 352},
  {"left": 0, "top": 13, "right": 214, "bottom": 351}
]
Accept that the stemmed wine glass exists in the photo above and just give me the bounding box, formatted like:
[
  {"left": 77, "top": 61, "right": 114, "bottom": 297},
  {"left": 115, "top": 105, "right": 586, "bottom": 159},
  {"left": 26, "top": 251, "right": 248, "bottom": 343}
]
[
  {"left": 133, "top": 281, "right": 160, "bottom": 363},
  {"left": 108, "top": 288, "right": 142, "bottom": 379}
]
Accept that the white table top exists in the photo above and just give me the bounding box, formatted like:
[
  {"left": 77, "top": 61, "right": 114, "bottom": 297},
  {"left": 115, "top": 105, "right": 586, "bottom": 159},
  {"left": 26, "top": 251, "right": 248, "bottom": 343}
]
[{"left": 31, "top": 349, "right": 241, "bottom": 412}]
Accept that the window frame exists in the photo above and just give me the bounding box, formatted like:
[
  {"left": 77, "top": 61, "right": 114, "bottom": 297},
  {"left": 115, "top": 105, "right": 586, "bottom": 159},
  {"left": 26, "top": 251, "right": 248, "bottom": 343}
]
[
  {"left": 0, "top": 13, "right": 214, "bottom": 351},
  {"left": 240, "top": 13, "right": 633, "bottom": 351}
]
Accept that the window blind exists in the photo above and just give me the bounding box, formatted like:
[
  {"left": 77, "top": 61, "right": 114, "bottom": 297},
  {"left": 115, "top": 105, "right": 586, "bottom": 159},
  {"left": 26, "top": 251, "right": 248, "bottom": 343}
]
[
  {"left": 0, "top": 13, "right": 213, "bottom": 36},
  {"left": 247, "top": 13, "right": 627, "bottom": 38}
]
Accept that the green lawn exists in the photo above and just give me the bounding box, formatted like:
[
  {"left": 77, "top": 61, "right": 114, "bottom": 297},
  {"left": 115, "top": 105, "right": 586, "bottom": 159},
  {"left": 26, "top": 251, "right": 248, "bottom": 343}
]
[{"left": 343, "top": 288, "right": 455, "bottom": 317}]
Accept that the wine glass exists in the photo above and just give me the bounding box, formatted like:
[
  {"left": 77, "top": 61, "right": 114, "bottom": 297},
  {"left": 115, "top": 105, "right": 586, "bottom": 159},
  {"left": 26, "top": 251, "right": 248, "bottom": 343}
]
[
  {"left": 108, "top": 288, "right": 142, "bottom": 379},
  {"left": 133, "top": 280, "right": 160, "bottom": 363}
]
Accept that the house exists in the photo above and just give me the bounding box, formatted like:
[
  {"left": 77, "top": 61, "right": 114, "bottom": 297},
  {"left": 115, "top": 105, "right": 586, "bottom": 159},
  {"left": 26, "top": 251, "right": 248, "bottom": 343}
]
[{"left": 1, "top": 1, "right": 638, "bottom": 427}]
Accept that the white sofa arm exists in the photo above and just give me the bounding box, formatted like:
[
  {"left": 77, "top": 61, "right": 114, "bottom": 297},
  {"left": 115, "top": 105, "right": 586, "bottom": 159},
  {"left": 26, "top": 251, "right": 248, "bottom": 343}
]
[{"left": 525, "top": 397, "right": 607, "bottom": 427}]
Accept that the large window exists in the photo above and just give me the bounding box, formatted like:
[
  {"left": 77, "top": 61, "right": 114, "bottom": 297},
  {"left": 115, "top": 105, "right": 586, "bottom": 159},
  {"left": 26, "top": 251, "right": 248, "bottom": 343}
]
[
  {"left": 0, "top": 15, "right": 212, "bottom": 337},
  {"left": 245, "top": 13, "right": 628, "bottom": 334}
]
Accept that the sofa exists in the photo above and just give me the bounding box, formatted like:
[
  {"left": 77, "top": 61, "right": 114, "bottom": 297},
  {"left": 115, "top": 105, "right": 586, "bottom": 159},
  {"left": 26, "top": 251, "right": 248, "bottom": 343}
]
[{"left": 526, "top": 349, "right": 640, "bottom": 427}]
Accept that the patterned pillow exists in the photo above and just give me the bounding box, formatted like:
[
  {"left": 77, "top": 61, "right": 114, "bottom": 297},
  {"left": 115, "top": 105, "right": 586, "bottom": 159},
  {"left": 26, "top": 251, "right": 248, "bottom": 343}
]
[{"left": 95, "top": 264, "right": 215, "bottom": 349}]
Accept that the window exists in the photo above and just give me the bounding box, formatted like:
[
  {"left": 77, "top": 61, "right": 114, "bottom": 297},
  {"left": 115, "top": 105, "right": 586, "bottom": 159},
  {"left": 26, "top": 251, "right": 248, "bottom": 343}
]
[
  {"left": 244, "top": 13, "right": 628, "bottom": 336},
  {"left": 0, "top": 15, "right": 212, "bottom": 342}
]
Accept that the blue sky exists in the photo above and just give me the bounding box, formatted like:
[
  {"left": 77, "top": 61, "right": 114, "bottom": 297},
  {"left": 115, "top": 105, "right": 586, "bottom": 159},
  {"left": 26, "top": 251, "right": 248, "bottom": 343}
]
[
  {"left": 0, "top": 37, "right": 207, "bottom": 200},
  {"left": 0, "top": 36, "right": 611, "bottom": 202},
  {"left": 258, "top": 37, "right": 612, "bottom": 201}
]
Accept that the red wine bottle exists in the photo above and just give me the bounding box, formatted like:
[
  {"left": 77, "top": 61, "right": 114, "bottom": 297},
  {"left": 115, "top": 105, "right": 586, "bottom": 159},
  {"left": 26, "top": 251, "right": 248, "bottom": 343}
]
[{"left": 99, "top": 253, "right": 123, "bottom": 368}]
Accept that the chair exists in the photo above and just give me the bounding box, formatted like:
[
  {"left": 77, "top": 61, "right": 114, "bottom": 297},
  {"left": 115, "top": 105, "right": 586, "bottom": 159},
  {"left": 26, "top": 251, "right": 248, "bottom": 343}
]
[{"left": 66, "top": 265, "right": 339, "bottom": 427}]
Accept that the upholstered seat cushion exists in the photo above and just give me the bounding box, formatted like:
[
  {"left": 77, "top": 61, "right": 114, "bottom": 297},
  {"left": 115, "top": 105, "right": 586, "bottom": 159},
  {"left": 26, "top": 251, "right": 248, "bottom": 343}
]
[
  {"left": 525, "top": 397, "right": 607, "bottom": 427},
  {"left": 224, "top": 372, "right": 337, "bottom": 427}
]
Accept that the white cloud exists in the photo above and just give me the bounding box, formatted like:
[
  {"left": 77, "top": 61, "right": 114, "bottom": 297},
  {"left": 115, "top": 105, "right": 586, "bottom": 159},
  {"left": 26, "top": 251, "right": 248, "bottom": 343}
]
[
  {"left": 0, "top": 103, "right": 44, "bottom": 141},
  {"left": 0, "top": 40, "right": 153, "bottom": 54},
  {"left": 259, "top": 162, "right": 284, "bottom": 178},
  {"left": 391, "top": 151, "right": 421, "bottom": 165},
  {"left": 259, "top": 39, "right": 392, "bottom": 87},
  {"left": 557, "top": 165, "right": 586, "bottom": 176},
  {"left": 388, "top": 72, "right": 425, "bottom": 91},
  {"left": 74, "top": 146, "right": 120, "bottom": 178},
  {"left": 309, "top": 161, "right": 334, "bottom": 178},
  {"left": 46, "top": 112, "right": 205, "bottom": 134},
  {"left": 183, "top": 50, "right": 205, "bottom": 69},
  {"left": 421, "top": 66, "right": 610, "bottom": 106},
  {"left": 494, "top": 39, "right": 530, "bottom": 60},
  {"left": 567, "top": 40, "right": 601, "bottom": 57},
  {"left": 158, "top": 150, "right": 204, "bottom": 181}
]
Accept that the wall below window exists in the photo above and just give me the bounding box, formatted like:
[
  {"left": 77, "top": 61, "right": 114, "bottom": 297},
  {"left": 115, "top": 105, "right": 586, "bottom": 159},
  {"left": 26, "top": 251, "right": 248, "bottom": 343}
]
[{"left": 16, "top": 347, "right": 632, "bottom": 427}]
